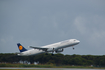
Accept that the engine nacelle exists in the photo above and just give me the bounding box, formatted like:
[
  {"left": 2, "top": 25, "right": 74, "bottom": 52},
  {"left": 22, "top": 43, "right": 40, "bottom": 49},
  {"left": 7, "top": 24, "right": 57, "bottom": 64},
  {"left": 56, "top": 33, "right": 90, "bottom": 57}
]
[
  {"left": 46, "top": 48, "right": 54, "bottom": 52},
  {"left": 55, "top": 48, "right": 64, "bottom": 53}
]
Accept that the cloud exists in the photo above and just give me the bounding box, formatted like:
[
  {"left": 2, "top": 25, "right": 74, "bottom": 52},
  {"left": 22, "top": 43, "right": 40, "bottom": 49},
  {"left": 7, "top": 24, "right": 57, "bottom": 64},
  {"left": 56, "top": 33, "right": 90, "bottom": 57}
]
[
  {"left": 73, "top": 15, "right": 105, "bottom": 50},
  {"left": 1, "top": 39, "right": 6, "bottom": 44},
  {"left": 73, "top": 16, "right": 87, "bottom": 34}
]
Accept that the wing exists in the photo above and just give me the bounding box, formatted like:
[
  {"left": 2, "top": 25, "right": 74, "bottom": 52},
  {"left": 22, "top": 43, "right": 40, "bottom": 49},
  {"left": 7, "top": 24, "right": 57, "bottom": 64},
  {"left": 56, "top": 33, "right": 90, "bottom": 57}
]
[{"left": 29, "top": 46, "right": 48, "bottom": 51}]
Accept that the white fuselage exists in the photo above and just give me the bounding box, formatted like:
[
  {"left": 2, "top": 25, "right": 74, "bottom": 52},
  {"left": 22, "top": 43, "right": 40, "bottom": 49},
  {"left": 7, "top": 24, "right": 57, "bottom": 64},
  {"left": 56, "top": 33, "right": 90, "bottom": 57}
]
[{"left": 18, "top": 39, "right": 80, "bottom": 56}]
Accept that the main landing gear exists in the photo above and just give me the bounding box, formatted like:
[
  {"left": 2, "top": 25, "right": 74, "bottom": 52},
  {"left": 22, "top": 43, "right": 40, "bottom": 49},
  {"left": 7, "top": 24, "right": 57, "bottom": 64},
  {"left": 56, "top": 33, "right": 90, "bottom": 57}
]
[
  {"left": 51, "top": 53, "right": 54, "bottom": 56},
  {"left": 72, "top": 46, "right": 75, "bottom": 50},
  {"left": 51, "top": 48, "right": 54, "bottom": 55},
  {"left": 45, "top": 53, "right": 54, "bottom": 55},
  {"left": 45, "top": 53, "right": 48, "bottom": 55}
]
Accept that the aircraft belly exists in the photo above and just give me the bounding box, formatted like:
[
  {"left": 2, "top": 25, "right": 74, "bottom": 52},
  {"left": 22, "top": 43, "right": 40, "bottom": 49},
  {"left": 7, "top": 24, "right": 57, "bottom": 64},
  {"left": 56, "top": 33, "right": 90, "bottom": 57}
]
[
  {"left": 30, "top": 49, "right": 45, "bottom": 55},
  {"left": 56, "top": 44, "right": 72, "bottom": 49}
]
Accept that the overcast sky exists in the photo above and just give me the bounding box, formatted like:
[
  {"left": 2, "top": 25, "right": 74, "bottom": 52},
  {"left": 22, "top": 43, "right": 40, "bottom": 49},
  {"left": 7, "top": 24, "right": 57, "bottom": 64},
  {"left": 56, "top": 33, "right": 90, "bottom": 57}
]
[{"left": 0, "top": 0, "right": 105, "bottom": 55}]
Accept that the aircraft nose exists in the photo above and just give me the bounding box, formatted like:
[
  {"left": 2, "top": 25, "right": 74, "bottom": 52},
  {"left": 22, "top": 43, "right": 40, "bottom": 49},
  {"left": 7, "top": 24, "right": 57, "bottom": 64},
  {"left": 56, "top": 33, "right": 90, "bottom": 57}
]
[{"left": 77, "top": 40, "right": 80, "bottom": 43}]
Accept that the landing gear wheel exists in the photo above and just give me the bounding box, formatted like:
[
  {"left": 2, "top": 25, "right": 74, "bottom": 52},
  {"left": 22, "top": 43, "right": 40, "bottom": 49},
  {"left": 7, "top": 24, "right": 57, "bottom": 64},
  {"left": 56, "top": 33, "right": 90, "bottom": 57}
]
[
  {"left": 52, "top": 54, "right": 54, "bottom": 56},
  {"left": 73, "top": 48, "right": 75, "bottom": 50}
]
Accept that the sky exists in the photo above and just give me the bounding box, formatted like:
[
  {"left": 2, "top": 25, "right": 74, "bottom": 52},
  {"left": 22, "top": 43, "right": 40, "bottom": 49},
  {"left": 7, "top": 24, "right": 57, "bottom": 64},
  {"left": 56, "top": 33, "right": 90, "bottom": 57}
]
[{"left": 0, "top": 0, "right": 105, "bottom": 55}]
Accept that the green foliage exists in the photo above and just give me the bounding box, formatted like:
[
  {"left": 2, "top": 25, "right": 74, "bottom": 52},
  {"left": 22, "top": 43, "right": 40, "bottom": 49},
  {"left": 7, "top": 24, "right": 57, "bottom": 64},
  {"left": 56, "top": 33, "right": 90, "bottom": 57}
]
[{"left": 0, "top": 53, "right": 105, "bottom": 67}]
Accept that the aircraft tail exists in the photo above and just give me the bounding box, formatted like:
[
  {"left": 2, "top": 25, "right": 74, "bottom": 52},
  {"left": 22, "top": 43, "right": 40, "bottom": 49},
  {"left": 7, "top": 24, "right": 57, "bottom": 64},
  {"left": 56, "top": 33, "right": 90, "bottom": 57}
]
[{"left": 17, "top": 43, "right": 27, "bottom": 52}]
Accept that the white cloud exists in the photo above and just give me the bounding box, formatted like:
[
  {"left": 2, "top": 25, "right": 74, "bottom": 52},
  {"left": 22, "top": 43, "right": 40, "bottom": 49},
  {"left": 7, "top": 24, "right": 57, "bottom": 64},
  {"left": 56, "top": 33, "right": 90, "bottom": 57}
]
[
  {"left": 73, "top": 16, "right": 87, "bottom": 34},
  {"left": 0, "top": 36, "right": 14, "bottom": 45},
  {"left": 74, "top": 15, "right": 105, "bottom": 48},
  {"left": 1, "top": 39, "right": 6, "bottom": 44},
  {"left": 89, "top": 30, "right": 105, "bottom": 46}
]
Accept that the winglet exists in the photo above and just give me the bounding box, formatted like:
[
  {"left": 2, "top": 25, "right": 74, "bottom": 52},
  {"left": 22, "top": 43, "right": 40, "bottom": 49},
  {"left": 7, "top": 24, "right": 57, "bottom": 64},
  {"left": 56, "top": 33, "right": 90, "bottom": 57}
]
[{"left": 17, "top": 43, "right": 27, "bottom": 52}]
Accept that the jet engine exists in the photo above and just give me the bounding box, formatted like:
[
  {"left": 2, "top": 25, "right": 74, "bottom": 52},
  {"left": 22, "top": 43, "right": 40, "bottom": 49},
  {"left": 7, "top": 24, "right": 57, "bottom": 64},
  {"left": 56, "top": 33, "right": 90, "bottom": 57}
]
[{"left": 55, "top": 48, "right": 64, "bottom": 53}]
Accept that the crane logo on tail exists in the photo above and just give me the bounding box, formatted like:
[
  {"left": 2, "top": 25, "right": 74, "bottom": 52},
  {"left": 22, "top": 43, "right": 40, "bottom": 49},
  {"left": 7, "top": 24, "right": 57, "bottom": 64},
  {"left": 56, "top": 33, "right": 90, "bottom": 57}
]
[{"left": 19, "top": 46, "right": 23, "bottom": 50}]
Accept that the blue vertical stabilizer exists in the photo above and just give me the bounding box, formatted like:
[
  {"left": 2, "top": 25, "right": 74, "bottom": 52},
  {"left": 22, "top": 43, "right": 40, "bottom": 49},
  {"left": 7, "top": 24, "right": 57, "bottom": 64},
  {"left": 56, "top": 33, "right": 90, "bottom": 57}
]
[{"left": 17, "top": 43, "right": 27, "bottom": 52}]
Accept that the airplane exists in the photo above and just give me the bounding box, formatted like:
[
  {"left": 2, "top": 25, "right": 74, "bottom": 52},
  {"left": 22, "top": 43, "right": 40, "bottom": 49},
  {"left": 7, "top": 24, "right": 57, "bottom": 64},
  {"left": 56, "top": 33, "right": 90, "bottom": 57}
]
[{"left": 17, "top": 39, "right": 80, "bottom": 56}]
